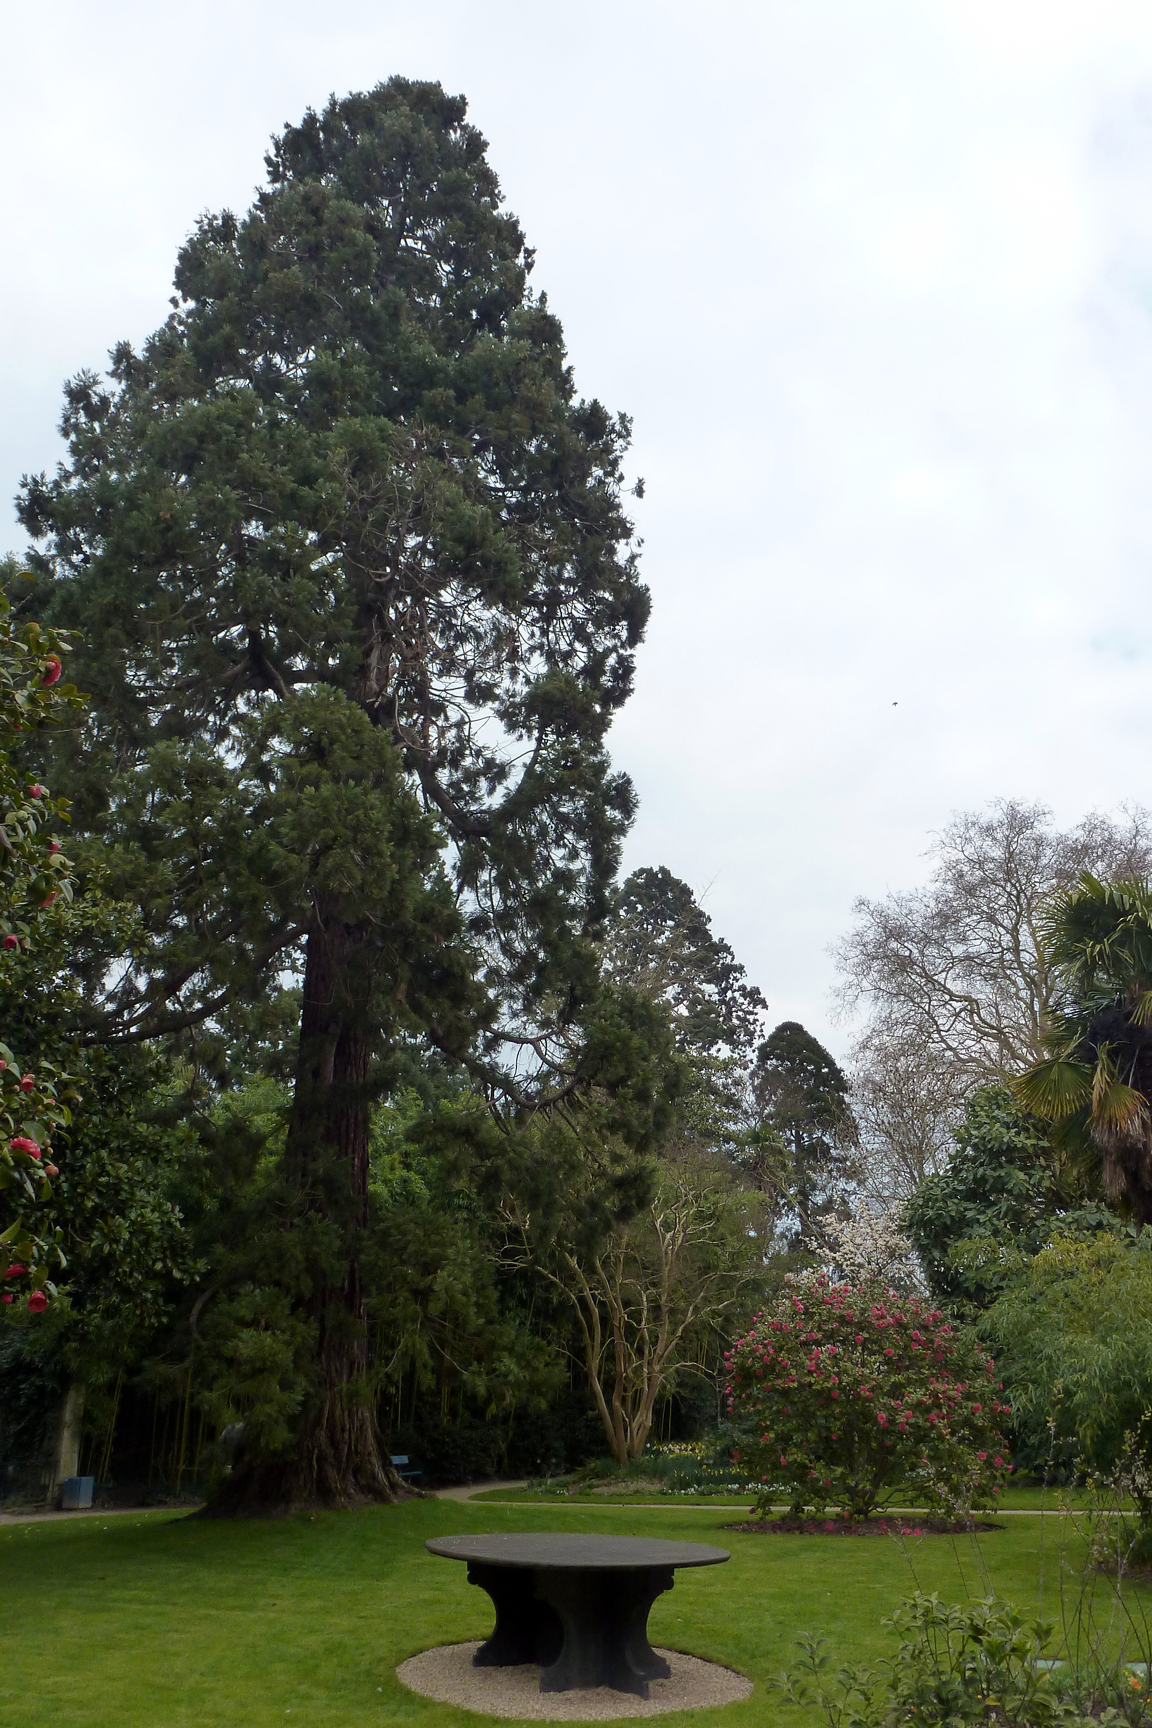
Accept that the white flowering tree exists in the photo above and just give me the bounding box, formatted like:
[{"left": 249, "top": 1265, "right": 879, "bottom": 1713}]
[{"left": 818, "top": 1205, "right": 923, "bottom": 1292}]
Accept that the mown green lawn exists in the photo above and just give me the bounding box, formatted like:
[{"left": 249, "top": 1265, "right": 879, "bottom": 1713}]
[{"left": 1, "top": 1497, "right": 1139, "bottom": 1727}]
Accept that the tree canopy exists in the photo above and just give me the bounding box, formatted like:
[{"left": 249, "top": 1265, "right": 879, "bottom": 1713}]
[
  {"left": 16, "top": 79, "right": 661, "bottom": 1508},
  {"left": 752, "top": 1021, "right": 856, "bottom": 1247}
]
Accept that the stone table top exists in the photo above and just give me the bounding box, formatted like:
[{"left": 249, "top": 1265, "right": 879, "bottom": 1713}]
[{"left": 425, "top": 1533, "right": 730, "bottom": 1571}]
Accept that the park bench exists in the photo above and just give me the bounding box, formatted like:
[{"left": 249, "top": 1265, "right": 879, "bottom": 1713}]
[{"left": 390, "top": 1453, "right": 422, "bottom": 1482}]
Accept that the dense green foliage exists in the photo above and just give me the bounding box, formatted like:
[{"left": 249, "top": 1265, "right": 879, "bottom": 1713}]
[
  {"left": 982, "top": 1232, "right": 1152, "bottom": 1488},
  {"left": 727, "top": 1276, "right": 1011, "bottom": 1518},
  {"left": 904, "top": 1089, "right": 1110, "bottom": 1315},
  {"left": 902, "top": 1087, "right": 1126, "bottom": 1475}
]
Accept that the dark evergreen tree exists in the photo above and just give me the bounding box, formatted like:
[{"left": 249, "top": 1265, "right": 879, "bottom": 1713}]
[
  {"left": 752, "top": 1020, "right": 856, "bottom": 1246},
  {"left": 16, "top": 80, "right": 652, "bottom": 1508},
  {"left": 904, "top": 1086, "right": 1112, "bottom": 1315},
  {"left": 603, "top": 868, "right": 766, "bottom": 1056},
  {"left": 601, "top": 867, "right": 766, "bottom": 1146}
]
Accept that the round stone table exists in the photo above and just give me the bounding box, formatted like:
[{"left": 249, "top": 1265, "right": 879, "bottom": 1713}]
[{"left": 425, "top": 1532, "right": 730, "bottom": 1698}]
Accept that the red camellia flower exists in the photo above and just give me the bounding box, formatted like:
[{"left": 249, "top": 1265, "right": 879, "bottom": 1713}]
[
  {"left": 10, "top": 1137, "right": 39, "bottom": 1159},
  {"left": 2, "top": 935, "right": 16, "bottom": 950},
  {"left": 42, "top": 656, "right": 62, "bottom": 686},
  {"left": 27, "top": 1291, "right": 48, "bottom": 1314},
  {"left": 28, "top": 784, "right": 43, "bottom": 799},
  {"left": 19, "top": 1074, "right": 34, "bottom": 1092},
  {"left": 5, "top": 1264, "right": 27, "bottom": 1278},
  {"left": 49, "top": 841, "right": 61, "bottom": 855},
  {"left": 39, "top": 893, "right": 57, "bottom": 908},
  {"left": 0, "top": 1294, "right": 11, "bottom": 1305}
]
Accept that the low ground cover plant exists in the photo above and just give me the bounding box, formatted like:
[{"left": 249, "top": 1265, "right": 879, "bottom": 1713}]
[
  {"left": 774, "top": 1591, "right": 1138, "bottom": 1727},
  {"left": 644, "top": 1437, "right": 756, "bottom": 1494},
  {"left": 727, "top": 1275, "right": 1012, "bottom": 1518},
  {"left": 525, "top": 1440, "right": 757, "bottom": 1498}
]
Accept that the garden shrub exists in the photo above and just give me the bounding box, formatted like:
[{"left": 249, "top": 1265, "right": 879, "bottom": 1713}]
[
  {"left": 0, "top": 597, "right": 84, "bottom": 1305},
  {"left": 983, "top": 1232, "right": 1152, "bottom": 1488},
  {"left": 726, "top": 1275, "right": 1011, "bottom": 1517},
  {"left": 775, "top": 1592, "right": 1126, "bottom": 1728}
]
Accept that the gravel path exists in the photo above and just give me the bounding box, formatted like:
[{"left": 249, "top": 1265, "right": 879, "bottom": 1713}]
[
  {"left": 455, "top": 1496, "right": 1101, "bottom": 1516},
  {"left": 434, "top": 1481, "right": 529, "bottom": 1501},
  {"left": 397, "top": 1642, "right": 752, "bottom": 1719},
  {"left": 0, "top": 1505, "right": 189, "bottom": 1526}
]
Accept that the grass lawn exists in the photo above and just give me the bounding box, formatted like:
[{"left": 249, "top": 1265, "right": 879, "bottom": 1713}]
[{"left": 2, "top": 1497, "right": 1140, "bottom": 1727}]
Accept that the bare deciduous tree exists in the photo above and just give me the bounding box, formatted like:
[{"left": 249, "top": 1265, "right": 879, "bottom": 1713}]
[
  {"left": 849, "top": 1030, "right": 960, "bottom": 1207},
  {"left": 503, "top": 1141, "right": 770, "bottom": 1464},
  {"left": 836, "top": 800, "right": 1152, "bottom": 1085}
]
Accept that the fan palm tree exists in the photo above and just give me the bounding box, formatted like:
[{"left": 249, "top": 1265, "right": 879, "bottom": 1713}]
[{"left": 1014, "top": 873, "right": 1152, "bottom": 1225}]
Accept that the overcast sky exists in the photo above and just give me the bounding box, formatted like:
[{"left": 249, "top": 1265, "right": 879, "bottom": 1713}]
[{"left": 7, "top": 0, "right": 1152, "bottom": 1054}]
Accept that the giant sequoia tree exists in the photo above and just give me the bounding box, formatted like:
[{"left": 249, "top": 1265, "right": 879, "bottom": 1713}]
[{"left": 17, "top": 81, "right": 651, "bottom": 1507}]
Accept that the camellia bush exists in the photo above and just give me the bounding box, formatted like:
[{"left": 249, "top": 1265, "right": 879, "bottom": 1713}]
[
  {"left": 0, "top": 592, "right": 83, "bottom": 1311},
  {"left": 725, "top": 1275, "right": 1012, "bottom": 1518}
]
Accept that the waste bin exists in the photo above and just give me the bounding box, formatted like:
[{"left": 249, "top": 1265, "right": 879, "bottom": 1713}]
[{"left": 61, "top": 1475, "right": 94, "bottom": 1510}]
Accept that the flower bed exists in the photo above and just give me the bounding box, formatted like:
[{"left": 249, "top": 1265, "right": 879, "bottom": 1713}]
[{"left": 725, "top": 1514, "right": 1004, "bottom": 1536}]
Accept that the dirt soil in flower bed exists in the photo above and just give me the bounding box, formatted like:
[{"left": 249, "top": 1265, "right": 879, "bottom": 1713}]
[{"left": 726, "top": 1515, "right": 1005, "bottom": 1536}]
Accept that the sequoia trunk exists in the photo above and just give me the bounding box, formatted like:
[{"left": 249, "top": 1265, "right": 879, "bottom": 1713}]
[{"left": 207, "top": 917, "right": 402, "bottom": 1513}]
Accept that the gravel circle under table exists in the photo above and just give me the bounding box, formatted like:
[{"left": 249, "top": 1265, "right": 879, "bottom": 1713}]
[{"left": 396, "top": 1640, "right": 753, "bottom": 1720}]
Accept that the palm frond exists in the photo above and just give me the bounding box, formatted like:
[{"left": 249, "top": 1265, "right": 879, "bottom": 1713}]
[
  {"left": 1091, "top": 1078, "right": 1150, "bottom": 1137},
  {"left": 1042, "top": 874, "right": 1152, "bottom": 995},
  {"left": 1013, "top": 1058, "right": 1093, "bottom": 1121}
]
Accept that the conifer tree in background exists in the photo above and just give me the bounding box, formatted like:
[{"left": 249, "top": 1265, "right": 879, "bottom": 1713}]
[
  {"left": 601, "top": 866, "right": 767, "bottom": 1143},
  {"left": 16, "top": 81, "right": 653, "bottom": 1509},
  {"left": 752, "top": 1021, "right": 857, "bottom": 1247}
]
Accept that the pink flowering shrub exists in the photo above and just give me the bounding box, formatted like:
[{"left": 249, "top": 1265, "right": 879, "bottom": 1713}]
[
  {"left": 0, "top": 597, "right": 83, "bottom": 1310},
  {"left": 725, "top": 1275, "right": 1012, "bottom": 1518}
]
